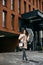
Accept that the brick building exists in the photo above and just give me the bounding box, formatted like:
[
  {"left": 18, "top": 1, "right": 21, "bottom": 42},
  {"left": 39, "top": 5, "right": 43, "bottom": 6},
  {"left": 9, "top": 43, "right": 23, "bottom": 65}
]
[
  {"left": 42, "top": 0, "right": 43, "bottom": 11},
  {"left": 0, "top": 0, "right": 43, "bottom": 52}
]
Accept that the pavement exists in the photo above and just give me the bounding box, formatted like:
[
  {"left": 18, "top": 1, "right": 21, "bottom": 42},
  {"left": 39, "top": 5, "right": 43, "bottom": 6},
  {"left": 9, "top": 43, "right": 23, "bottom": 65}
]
[{"left": 0, "top": 51, "right": 43, "bottom": 65}]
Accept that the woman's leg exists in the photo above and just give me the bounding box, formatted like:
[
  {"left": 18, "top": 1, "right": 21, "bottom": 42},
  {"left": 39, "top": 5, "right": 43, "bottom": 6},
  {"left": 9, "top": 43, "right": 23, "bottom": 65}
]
[
  {"left": 24, "top": 49, "right": 28, "bottom": 61},
  {"left": 22, "top": 48, "right": 28, "bottom": 61},
  {"left": 22, "top": 48, "right": 25, "bottom": 60}
]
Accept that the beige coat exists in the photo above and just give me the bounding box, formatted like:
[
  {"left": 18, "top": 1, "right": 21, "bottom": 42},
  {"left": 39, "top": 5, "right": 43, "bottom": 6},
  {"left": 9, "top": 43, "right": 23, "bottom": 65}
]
[{"left": 18, "top": 34, "right": 29, "bottom": 49}]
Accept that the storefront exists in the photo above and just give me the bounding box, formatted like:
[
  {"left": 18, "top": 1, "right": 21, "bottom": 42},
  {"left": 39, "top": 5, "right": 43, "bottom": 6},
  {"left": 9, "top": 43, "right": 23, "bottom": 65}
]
[
  {"left": 0, "top": 31, "right": 19, "bottom": 52},
  {"left": 19, "top": 10, "right": 43, "bottom": 51}
]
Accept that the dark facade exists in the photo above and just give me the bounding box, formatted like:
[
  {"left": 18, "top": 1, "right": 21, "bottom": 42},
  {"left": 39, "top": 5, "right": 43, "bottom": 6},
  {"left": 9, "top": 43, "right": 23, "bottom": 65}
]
[
  {"left": 21, "top": 10, "right": 43, "bottom": 51},
  {"left": 0, "top": 0, "right": 43, "bottom": 52}
]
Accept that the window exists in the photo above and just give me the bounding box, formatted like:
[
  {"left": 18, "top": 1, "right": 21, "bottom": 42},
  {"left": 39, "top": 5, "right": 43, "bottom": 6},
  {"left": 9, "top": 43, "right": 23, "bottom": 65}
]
[
  {"left": 18, "top": 0, "right": 21, "bottom": 14},
  {"left": 39, "top": 0, "right": 41, "bottom": 10},
  {"left": 36, "top": 0, "right": 38, "bottom": 8},
  {"left": 11, "top": 0, "right": 14, "bottom": 10},
  {"left": 29, "top": 5, "right": 31, "bottom": 12},
  {"left": 2, "top": 0, "right": 6, "bottom": 6},
  {"left": 32, "top": 0, "right": 34, "bottom": 5},
  {"left": 2, "top": 11, "right": 6, "bottom": 27},
  {"left": 11, "top": 14, "right": 14, "bottom": 30},
  {"left": 24, "top": 2, "right": 26, "bottom": 13},
  {"left": 18, "top": 18, "right": 21, "bottom": 32}
]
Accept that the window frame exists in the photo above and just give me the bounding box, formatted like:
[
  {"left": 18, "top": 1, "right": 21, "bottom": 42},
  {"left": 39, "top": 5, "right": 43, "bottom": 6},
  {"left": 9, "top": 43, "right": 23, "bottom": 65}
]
[
  {"left": 11, "top": 14, "right": 14, "bottom": 30},
  {"left": 2, "top": 0, "right": 6, "bottom": 6},
  {"left": 29, "top": 5, "right": 31, "bottom": 12},
  {"left": 2, "top": 11, "right": 7, "bottom": 28},
  {"left": 32, "top": 0, "right": 34, "bottom": 5},
  {"left": 24, "top": 2, "right": 26, "bottom": 13},
  {"left": 11, "top": 0, "right": 14, "bottom": 10},
  {"left": 18, "top": 0, "right": 21, "bottom": 14}
]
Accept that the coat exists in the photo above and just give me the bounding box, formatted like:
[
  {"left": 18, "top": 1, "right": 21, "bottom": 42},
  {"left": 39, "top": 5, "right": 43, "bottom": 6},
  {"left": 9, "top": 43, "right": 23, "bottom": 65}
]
[{"left": 18, "top": 34, "right": 29, "bottom": 49}]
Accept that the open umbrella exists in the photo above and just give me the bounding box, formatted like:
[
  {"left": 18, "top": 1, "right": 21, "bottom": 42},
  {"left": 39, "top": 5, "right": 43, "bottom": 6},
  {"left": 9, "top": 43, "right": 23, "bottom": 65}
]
[{"left": 26, "top": 28, "right": 34, "bottom": 43}]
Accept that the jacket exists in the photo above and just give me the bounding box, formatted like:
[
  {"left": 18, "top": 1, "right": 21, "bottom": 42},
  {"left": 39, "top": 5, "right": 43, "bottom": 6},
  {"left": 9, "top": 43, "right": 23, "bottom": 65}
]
[{"left": 18, "top": 34, "right": 29, "bottom": 49}]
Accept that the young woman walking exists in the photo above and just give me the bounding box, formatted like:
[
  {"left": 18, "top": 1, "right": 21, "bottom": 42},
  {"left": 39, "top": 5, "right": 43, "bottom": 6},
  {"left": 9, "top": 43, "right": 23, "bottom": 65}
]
[{"left": 18, "top": 29, "right": 30, "bottom": 62}]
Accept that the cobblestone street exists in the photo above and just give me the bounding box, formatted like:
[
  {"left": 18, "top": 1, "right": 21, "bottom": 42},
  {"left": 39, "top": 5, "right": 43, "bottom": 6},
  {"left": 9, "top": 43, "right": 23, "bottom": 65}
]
[{"left": 0, "top": 51, "right": 43, "bottom": 65}]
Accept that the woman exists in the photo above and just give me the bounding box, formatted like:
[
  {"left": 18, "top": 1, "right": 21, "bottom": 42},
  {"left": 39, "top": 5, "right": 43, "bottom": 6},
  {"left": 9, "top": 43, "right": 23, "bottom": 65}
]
[{"left": 18, "top": 29, "right": 30, "bottom": 62}]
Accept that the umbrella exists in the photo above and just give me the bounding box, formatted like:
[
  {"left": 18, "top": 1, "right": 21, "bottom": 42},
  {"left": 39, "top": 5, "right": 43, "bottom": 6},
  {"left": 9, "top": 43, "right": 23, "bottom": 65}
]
[{"left": 26, "top": 28, "right": 34, "bottom": 43}]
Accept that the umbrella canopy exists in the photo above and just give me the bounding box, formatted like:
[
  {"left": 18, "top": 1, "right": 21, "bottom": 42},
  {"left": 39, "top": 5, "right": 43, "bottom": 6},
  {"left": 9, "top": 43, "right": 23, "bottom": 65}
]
[{"left": 26, "top": 28, "right": 34, "bottom": 43}]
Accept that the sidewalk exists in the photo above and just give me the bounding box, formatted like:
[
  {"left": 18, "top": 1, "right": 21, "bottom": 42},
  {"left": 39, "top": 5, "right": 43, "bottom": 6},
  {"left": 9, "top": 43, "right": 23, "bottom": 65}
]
[{"left": 0, "top": 51, "right": 43, "bottom": 65}]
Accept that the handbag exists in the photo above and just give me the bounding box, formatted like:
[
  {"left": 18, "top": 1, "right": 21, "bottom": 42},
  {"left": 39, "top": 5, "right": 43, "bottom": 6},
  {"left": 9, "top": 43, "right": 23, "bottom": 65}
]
[{"left": 19, "top": 42, "right": 23, "bottom": 48}]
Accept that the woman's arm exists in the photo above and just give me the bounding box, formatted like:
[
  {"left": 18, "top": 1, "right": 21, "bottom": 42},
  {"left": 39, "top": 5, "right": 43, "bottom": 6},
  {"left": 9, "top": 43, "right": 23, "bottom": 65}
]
[
  {"left": 27, "top": 35, "right": 30, "bottom": 41},
  {"left": 18, "top": 34, "right": 24, "bottom": 40}
]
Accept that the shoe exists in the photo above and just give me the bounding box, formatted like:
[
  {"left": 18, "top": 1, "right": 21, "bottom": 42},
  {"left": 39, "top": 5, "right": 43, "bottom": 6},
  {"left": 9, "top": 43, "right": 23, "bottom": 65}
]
[
  {"left": 26, "top": 59, "right": 29, "bottom": 63},
  {"left": 26, "top": 58, "right": 28, "bottom": 61}
]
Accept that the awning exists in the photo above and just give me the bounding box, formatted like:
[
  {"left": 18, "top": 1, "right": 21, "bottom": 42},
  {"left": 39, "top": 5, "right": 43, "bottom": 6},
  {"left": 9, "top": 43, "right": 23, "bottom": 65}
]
[
  {"left": 0, "top": 31, "right": 19, "bottom": 38},
  {"left": 21, "top": 10, "right": 43, "bottom": 23}
]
